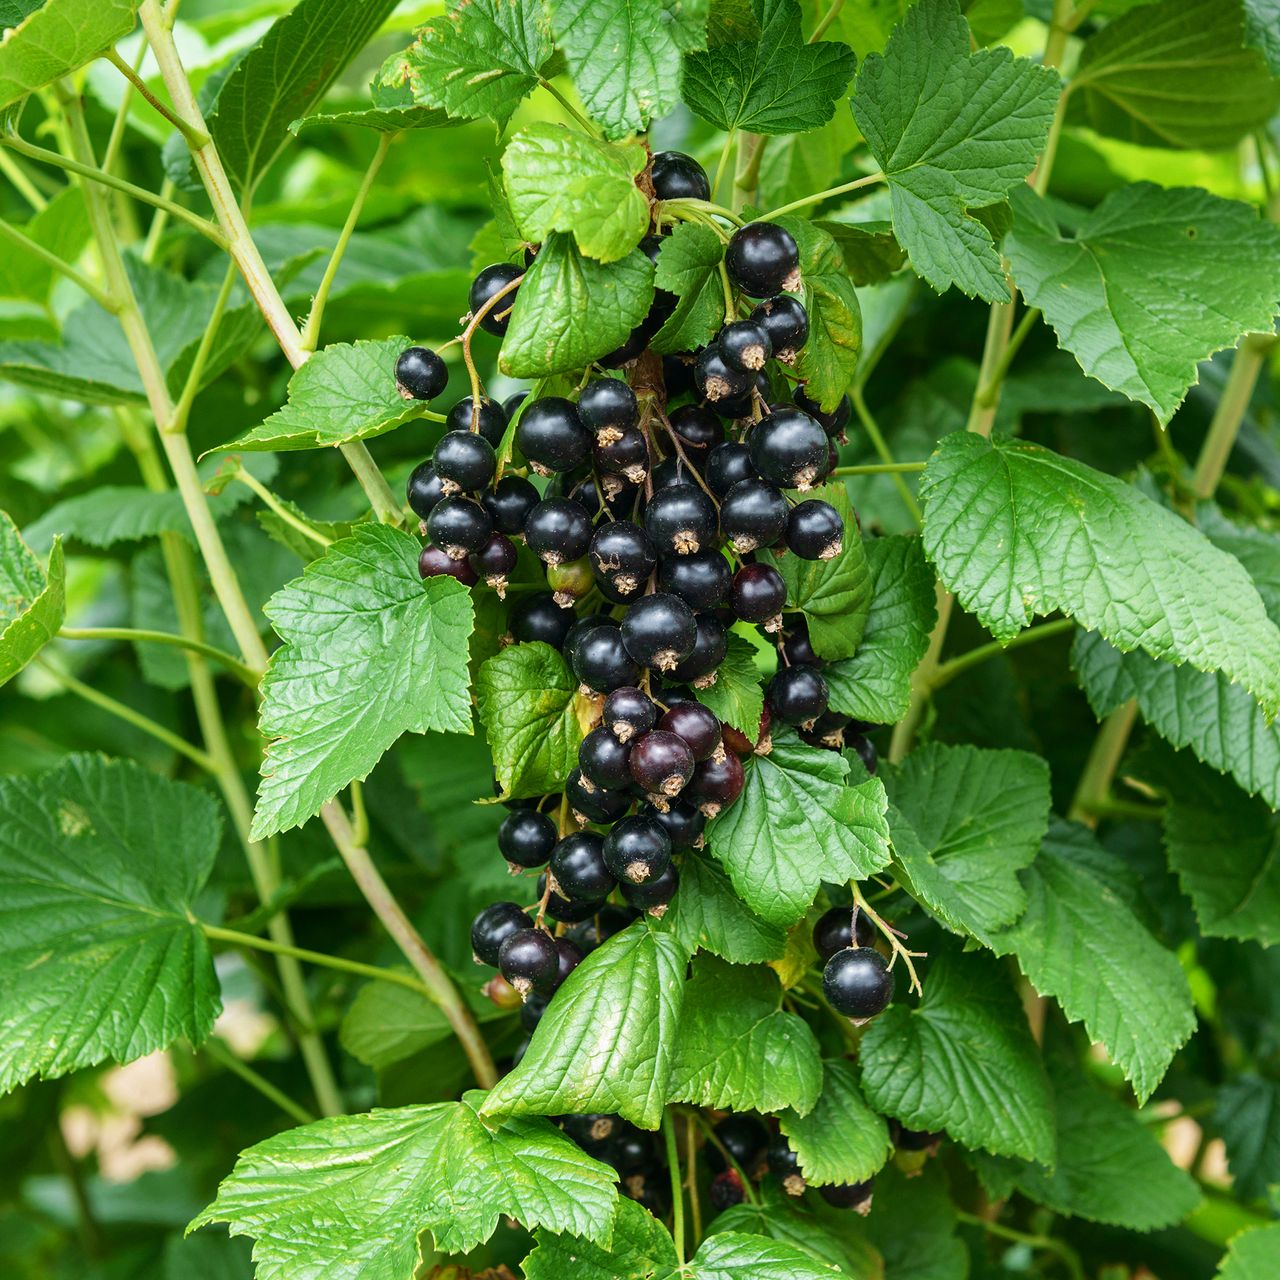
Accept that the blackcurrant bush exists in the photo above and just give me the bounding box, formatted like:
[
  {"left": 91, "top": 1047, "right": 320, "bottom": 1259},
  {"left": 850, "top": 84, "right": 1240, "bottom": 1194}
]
[
  {"left": 511, "top": 592, "right": 574, "bottom": 649},
  {"left": 719, "top": 320, "right": 772, "bottom": 373},
  {"left": 650, "top": 150, "right": 710, "bottom": 201},
  {"left": 578, "top": 378, "right": 638, "bottom": 438},
  {"left": 595, "top": 426, "right": 650, "bottom": 485},
  {"left": 590, "top": 521, "right": 657, "bottom": 599},
  {"left": 419, "top": 543, "right": 478, "bottom": 586},
  {"left": 571, "top": 622, "right": 642, "bottom": 693},
  {"left": 641, "top": 798, "right": 705, "bottom": 851},
  {"left": 469, "top": 262, "right": 522, "bottom": 335},
  {"left": 720, "top": 477, "right": 788, "bottom": 552},
  {"left": 751, "top": 296, "right": 809, "bottom": 363},
  {"left": 688, "top": 749, "right": 745, "bottom": 817},
  {"left": 432, "top": 429, "right": 496, "bottom": 494},
  {"left": 407, "top": 463, "right": 446, "bottom": 520},
  {"left": 658, "top": 701, "right": 721, "bottom": 761},
  {"left": 706, "top": 1114, "right": 768, "bottom": 1175},
  {"left": 748, "top": 408, "right": 829, "bottom": 491},
  {"left": 498, "top": 927, "right": 560, "bottom": 998},
  {"left": 645, "top": 483, "right": 718, "bottom": 556},
  {"left": 621, "top": 591, "right": 697, "bottom": 672},
  {"left": 629, "top": 729, "right": 695, "bottom": 797},
  {"left": 731, "top": 563, "right": 787, "bottom": 627},
  {"left": 659, "top": 550, "right": 731, "bottom": 610},
  {"left": 780, "top": 622, "right": 821, "bottom": 668},
  {"left": 524, "top": 497, "right": 592, "bottom": 566},
  {"left": 446, "top": 396, "right": 508, "bottom": 448},
  {"left": 848, "top": 731, "right": 878, "bottom": 776},
  {"left": 471, "top": 901, "right": 533, "bottom": 967},
  {"left": 603, "top": 815, "right": 672, "bottom": 885},
  {"left": 705, "top": 441, "right": 756, "bottom": 497},
  {"left": 498, "top": 809, "right": 557, "bottom": 870},
  {"left": 794, "top": 386, "right": 852, "bottom": 437},
  {"left": 695, "top": 344, "right": 752, "bottom": 404},
  {"left": 395, "top": 345, "right": 448, "bottom": 400},
  {"left": 517, "top": 397, "right": 590, "bottom": 475},
  {"left": 786, "top": 499, "right": 844, "bottom": 560},
  {"left": 819, "top": 1181, "right": 873, "bottom": 1212},
  {"left": 538, "top": 872, "right": 608, "bottom": 923},
  {"left": 620, "top": 861, "right": 678, "bottom": 914},
  {"left": 709, "top": 1170, "right": 746, "bottom": 1210},
  {"left": 768, "top": 664, "right": 829, "bottom": 726},
  {"left": 726, "top": 222, "right": 801, "bottom": 296},
  {"left": 813, "top": 906, "right": 876, "bottom": 962},
  {"left": 578, "top": 725, "right": 633, "bottom": 791},
  {"left": 668, "top": 404, "right": 724, "bottom": 457},
  {"left": 767, "top": 1134, "right": 805, "bottom": 1195},
  {"left": 670, "top": 613, "right": 728, "bottom": 684},
  {"left": 823, "top": 946, "right": 893, "bottom": 1020},
  {"left": 603, "top": 687, "right": 657, "bottom": 743},
  {"left": 480, "top": 475, "right": 536, "bottom": 536},
  {"left": 427, "top": 495, "right": 492, "bottom": 559},
  {"left": 549, "top": 831, "right": 616, "bottom": 901}
]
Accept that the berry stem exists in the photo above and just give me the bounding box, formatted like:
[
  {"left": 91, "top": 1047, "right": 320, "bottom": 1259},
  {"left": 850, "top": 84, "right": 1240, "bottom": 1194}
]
[
  {"left": 850, "top": 881, "right": 924, "bottom": 996},
  {"left": 761, "top": 170, "right": 885, "bottom": 220},
  {"left": 0, "top": 216, "right": 116, "bottom": 311},
  {"left": 662, "top": 1109, "right": 686, "bottom": 1263},
  {"left": 57, "top": 626, "right": 260, "bottom": 688},
  {"left": 231, "top": 465, "right": 335, "bottom": 549},
  {"left": 200, "top": 1036, "right": 318, "bottom": 1128},
  {"left": 461, "top": 271, "right": 524, "bottom": 420},
  {"left": 538, "top": 78, "right": 602, "bottom": 137}
]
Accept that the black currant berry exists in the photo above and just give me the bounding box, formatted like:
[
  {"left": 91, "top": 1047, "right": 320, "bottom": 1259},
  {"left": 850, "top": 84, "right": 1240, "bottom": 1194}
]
[
  {"left": 645, "top": 483, "right": 718, "bottom": 556},
  {"left": 499, "top": 927, "right": 560, "bottom": 998},
  {"left": 650, "top": 150, "right": 711, "bottom": 201},
  {"left": 848, "top": 731, "right": 878, "bottom": 776},
  {"left": 564, "top": 615, "right": 614, "bottom": 665},
  {"left": 820, "top": 1181, "right": 873, "bottom": 1212},
  {"left": 629, "top": 730, "right": 695, "bottom": 797},
  {"left": 446, "top": 396, "right": 508, "bottom": 448},
  {"left": 517, "top": 397, "right": 590, "bottom": 475},
  {"left": 768, "top": 665, "right": 829, "bottom": 727},
  {"left": 668, "top": 404, "right": 725, "bottom": 457},
  {"left": 731, "top": 563, "right": 787, "bottom": 627},
  {"left": 563, "top": 1113, "right": 620, "bottom": 1154},
  {"left": 603, "top": 815, "right": 672, "bottom": 885},
  {"left": 471, "top": 901, "right": 533, "bottom": 967},
  {"left": 720, "top": 478, "right": 788, "bottom": 553},
  {"left": 469, "top": 262, "right": 522, "bottom": 335},
  {"left": 751, "top": 296, "right": 809, "bottom": 363},
  {"left": 395, "top": 345, "right": 448, "bottom": 400},
  {"left": 688, "top": 749, "right": 745, "bottom": 817},
  {"left": 578, "top": 378, "right": 638, "bottom": 437},
  {"left": 663, "top": 354, "right": 696, "bottom": 398},
  {"left": 709, "top": 1170, "right": 746, "bottom": 1211},
  {"left": 595, "top": 427, "right": 650, "bottom": 486},
  {"left": 609, "top": 1128, "right": 657, "bottom": 1175},
  {"left": 482, "top": 475, "right": 539, "bottom": 535},
  {"left": 503, "top": 390, "right": 528, "bottom": 418},
  {"left": 571, "top": 623, "right": 642, "bottom": 693},
  {"left": 520, "top": 993, "right": 548, "bottom": 1033},
  {"left": 823, "top": 946, "right": 893, "bottom": 1020},
  {"left": 748, "top": 408, "right": 829, "bottom": 491},
  {"left": 590, "top": 521, "right": 657, "bottom": 599},
  {"left": 705, "top": 442, "right": 756, "bottom": 497},
  {"left": 695, "top": 344, "right": 752, "bottom": 404},
  {"left": 719, "top": 320, "right": 772, "bottom": 373},
  {"left": 407, "top": 463, "right": 446, "bottom": 520},
  {"left": 706, "top": 1114, "right": 768, "bottom": 1175},
  {"left": 670, "top": 613, "right": 728, "bottom": 684},
  {"left": 718, "top": 369, "right": 771, "bottom": 420},
  {"left": 620, "top": 862, "right": 678, "bottom": 914},
  {"left": 550, "top": 831, "right": 617, "bottom": 901},
  {"left": 781, "top": 622, "right": 821, "bottom": 668},
  {"left": 812, "top": 906, "right": 876, "bottom": 962},
  {"left": 726, "top": 222, "right": 800, "bottom": 296},
  {"left": 566, "top": 904, "right": 637, "bottom": 952},
  {"left": 548, "top": 556, "right": 594, "bottom": 608},
  {"left": 658, "top": 701, "right": 722, "bottom": 761},
  {"left": 786, "top": 499, "right": 844, "bottom": 561},
  {"left": 642, "top": 798, "right": 705, "bottom": 851},
  {"left": 892, "top": 1122, "right": 942, "bottom": 1152},
  {"left": 768, "top": 1135, "right": 805, "bottom": 1195},
  {"left": 621, "top": 592, "right": 697, "bottom": 672},
  {"left": 651, "top": 456, "right": 699, "bottom": 492},
  {"left": 603, "top": 687, "right": 658, "bottom": 743},
  {"left": 566, "top": 768, "right": 634, "bottom": 824},
  {"left": 427, "top": 495, "right": 492, "bottom": 559},
  {"left": 419, "top": 543, "right": 479, "bottom": 585},
  {"left": 794, "top": 386, "right": 852, "bottom": 437},
  {"left": 524, "top": 497, "right": 592, "bottom": 566},
  {"left": 538, "top": 872, "right": 608, "bottom": 923},
  {"left": 659, "top": 550, "right": 731, "bottom": 610},
  {"left": 432, "top": 429, "right": 496, "bottom": 494},
  {"left": 511, "top": 592, "right": 575, "bottom": 649},
  {"left": 578, "top": 725, "right": 633, "bottom": 791},
  {"left": 498, "top": 809, "right": 557, "bottom": 870}
]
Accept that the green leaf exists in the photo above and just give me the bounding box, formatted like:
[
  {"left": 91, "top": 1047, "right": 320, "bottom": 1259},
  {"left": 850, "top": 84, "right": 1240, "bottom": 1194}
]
[
  {"left": 814, "top": 219, "right": 906, "bottom": 286},
  {"left": 668, "top": 955, "right": 823, "bottom": 1114},
  {"left": 985, "top": 819, "right": 1194, "bottom": 1102},
  {"left": 192, "top": 1093, "right": 618, "bottom": 1273},
  {"left": 651, "top": 222, "right": 727, "bottom": 356},
  {"left": 1243, "top": 0, "right": 1280, "bottom": 74},
  {"left": 859, "top": 950, "right": 1055, "bottom": 1163},
  {"left": 499, "top": 233, "right": 655, "bottom": 377},
  {"left": 681, "top": 0, "right": 856, "bottom": 134},
  {"left": 866, "top": 1163, "right": 967, "bottom": 1280},
  {"left": 1215, "top": 1224, "right": 1280, "bottom": 1280},
  {"left": 524, "top": 1198, "right": 679, "bottom": 1280},
  {"left": 482, "top": 925, "right": 689, "bottom": 1129},
  {"left": 919, "top": 432, "right": 1280, "bottom": 716},
  {"left": 1005, "top": 185, "right": 1280, "bottom": 423},
  {"left": 772, "top": 217, "right": 862, "bottom": 413},
  {"left": 503, "top": 125, "right": 650, "bottom": 263},
  {"left": 252, "top": 525, "right": 474, "bottom": 840},
  {"left": 1074, "top": 629, "right": 1280, "bottom": 811},
  {"left": 692, "top": 1231, "right": 850, "bottom": 1280},
  {"left": 0, "top": 0, "right": 137, "bottom": 110},
  {"left": 695, "top": 632, "right": 764, "bottom": 738},
  {"left": 475, "top": 641, "right": 588, "bottom": 800},
  {"left": 0, "top": 187, "right": 90, "bottom": 306},
  {"left": 0, "top": 512, "right": 63, "bottom": 687},
  {"left": 706, "top": 731, "right": 891, "bottom": 927},
  {"left": 824, "top": 535, "right": 937, "bottom": 725},
  {"left": 222, "top": 337, "right": 423, "bottom": 452},
  {"left": 1216, "top": 1075, "right": 1280, "bottom": 1201},
  {"left": 289, "top": 104, "right": 460, "bottom": 134},
  {"left": 1068, "top": 0, "right": 1279, "bottom": 151},
  {"left": 0, "top": 755, "right": 221, "bottom": 1092},
  {"left": 850, "top": 0, "right": 1060, "bottom": 300},
  {"left": 778, "top": 1060, "right": 891, "bottom": 1186},
  {"left": 883, "top": 742, "right": 1050, "bottom": 937},
  {"left": 663, "top": 850, "right": 787, "bottom": 963},
  {"left": 764, "top": 484, "right": 871, "bottom": 659},
  {"left": 549, "top": 0, "right": 683, "bottom": 139}
]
